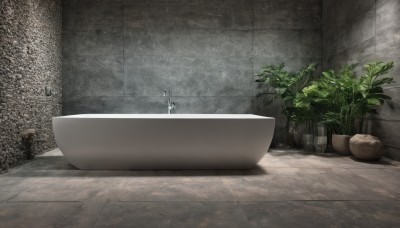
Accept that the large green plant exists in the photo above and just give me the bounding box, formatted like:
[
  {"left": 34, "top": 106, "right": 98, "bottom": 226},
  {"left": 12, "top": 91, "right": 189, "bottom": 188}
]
[
  {"left": 255, "top": 63, "right": 317, "bottom": 121},
  {"left": 295, "top": 61, "right": 395, "bottom": 135},
  {"left": 295, "top": 65, "right": 357, "bottom": 133}
]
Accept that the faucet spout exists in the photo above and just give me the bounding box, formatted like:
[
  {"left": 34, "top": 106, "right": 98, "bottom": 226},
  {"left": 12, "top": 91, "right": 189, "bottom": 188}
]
[
  {"left": 164, "top": 89, "right": 175, "bottom": 114},
  {"left": 168, "top": 101, "right": 175, "bottom": 114}
]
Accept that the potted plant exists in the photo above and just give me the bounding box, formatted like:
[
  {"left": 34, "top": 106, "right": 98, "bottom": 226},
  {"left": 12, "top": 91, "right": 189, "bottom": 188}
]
[
  {"left": 349, "top": 62, "right": 394, "bottom": 160},
  {"left": 324, "top": 62, "right": 394, "bottom": 155},
  {"left": 255, "top": 63, "right": 317, "bottom": 147},
  {"left": 294, "top": 83, "right": 330, "bottom": 152},
  {"left": 322, "top": 65, "right": 360, "bottom": 154}
]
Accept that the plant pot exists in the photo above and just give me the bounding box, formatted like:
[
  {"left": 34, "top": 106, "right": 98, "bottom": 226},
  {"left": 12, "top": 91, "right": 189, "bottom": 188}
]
[
  {"left": 303, "top": 133, "right": 314, "bottom": 152},
  {"left": 314, "top": 122, "right": 327, "bottom": 153},
  {"left": 350, "top": 134, "right": 384, "bottom": 161},
  {"left": 286, "top": 121, "right": 296, "bottom": 147},
  {"left": 314, "top": 136, "right": 327, "bottom": 153},
  {"left": 293, "top": 123, "right": 306, "bottom": 147},
  {"left": 332, "top": 134, "right": 352, "bottom": 155}
]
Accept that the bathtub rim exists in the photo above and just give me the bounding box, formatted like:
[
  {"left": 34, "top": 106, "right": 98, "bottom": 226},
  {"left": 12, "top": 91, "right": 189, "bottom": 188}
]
[{"left": 53, "top": 114, "right": 274, "bottom": 120}]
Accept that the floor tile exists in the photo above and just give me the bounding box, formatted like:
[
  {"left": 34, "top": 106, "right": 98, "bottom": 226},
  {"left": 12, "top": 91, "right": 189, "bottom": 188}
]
[
  {"left": 240, "top": 201, "right": 400, "bottom": 228},
  {"left": 0, "top": 177, "right": 41, "bottom": 202},
  {"left": 11, "top": 177, "right": 129, "bottom": 202},
  {"left": 0, "top": 202, "right": 103, "bottom": 228},
  {"left": 94, "top": 202, "right": 249, "bottom": 228},
  {"left": 348, "top": 168, "right": 400, "bottom": 199},
  {"left": 221, "top": 168, "right": 397, "bottom": 201}
]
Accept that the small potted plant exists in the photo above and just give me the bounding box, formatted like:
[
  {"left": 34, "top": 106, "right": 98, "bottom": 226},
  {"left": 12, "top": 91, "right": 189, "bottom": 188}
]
[{"left": 294, "top": 71, "right": 342, "bottom": 153}]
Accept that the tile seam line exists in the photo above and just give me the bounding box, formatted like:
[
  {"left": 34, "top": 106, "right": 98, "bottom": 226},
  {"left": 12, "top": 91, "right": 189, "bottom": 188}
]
[
  {"left": 321, "top": 0, "right": 324, "bottom": 71},
  {"left": 5, "top": 199, "right": 400, "bottom": 203},
  {"left": 374, "top": 0, "right": 377, "bottom": 59},
  {"left": 3, "top": 165, "right": 398, "bottom": 172},
  {"left": 122, "top": 3, "right": 125, "bottom": 113},
  {"left": 251, "top": 0, "right": 255, "bottom": 98},
  {"left": 383, "top": 86, "right": 400, "bottom": 90},
  {"left": 366, "top": 118, "right": 400, "bottom": 123},
  {"left": 62, "top": 28, "right": 321, "bottom": 33}
]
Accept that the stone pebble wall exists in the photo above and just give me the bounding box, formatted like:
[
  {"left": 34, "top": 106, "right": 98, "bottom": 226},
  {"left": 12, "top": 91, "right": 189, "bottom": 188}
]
[{"left": 0, "top": 0, "right": 62, "bottom": 172}]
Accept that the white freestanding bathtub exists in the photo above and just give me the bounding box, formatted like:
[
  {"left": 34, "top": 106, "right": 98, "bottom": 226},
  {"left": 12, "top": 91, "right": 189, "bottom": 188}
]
[{"left": 52, "top": 114, "right": 275, "bottom": 169}]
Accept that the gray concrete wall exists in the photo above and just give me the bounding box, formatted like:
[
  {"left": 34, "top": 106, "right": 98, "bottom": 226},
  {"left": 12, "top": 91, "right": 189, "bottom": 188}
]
[
  {"left": 0, "top": 0, "right": 62, "bottom": 171},
  {"left": 322, "top": 0, "right": 400, "bottom": 159},
  {"left": 62, "top": 0, "right": 322, "bottom": 145}
]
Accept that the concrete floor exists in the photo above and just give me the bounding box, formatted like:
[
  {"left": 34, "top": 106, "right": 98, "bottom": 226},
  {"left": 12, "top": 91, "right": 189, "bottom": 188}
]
[{"left": 0, "top": 149, "right": 399, "bottom": 227}]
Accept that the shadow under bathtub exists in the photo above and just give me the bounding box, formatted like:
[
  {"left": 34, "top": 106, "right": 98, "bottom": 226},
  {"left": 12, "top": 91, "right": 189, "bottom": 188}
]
[{"left": 5, "top": 156, "right": 269, "bottom": 178}]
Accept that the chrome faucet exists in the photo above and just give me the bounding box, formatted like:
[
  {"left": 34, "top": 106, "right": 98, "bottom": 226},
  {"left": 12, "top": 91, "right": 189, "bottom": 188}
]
[{"left": 163, "top": 89, "right": 175, "bottom": 114}]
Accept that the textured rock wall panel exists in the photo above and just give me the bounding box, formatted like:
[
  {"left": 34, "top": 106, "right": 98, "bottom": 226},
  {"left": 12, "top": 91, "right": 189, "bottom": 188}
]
[
  {"left": 62, "top": 0, "right": 322, "bottom": 145},
  {"left": 0, "top": 0, "right": 62, "bottom": 171},
  {"left": 322, "top": 0, "right": 400, "bottom": 160}
]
